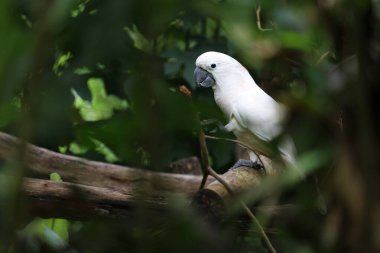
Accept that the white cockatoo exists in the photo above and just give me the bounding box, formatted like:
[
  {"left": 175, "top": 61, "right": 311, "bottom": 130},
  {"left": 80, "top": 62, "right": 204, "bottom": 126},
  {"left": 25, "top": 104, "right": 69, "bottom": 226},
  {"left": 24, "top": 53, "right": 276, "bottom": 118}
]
[{"left": 194, "top": 51, "right": 297, "bottom": 172}]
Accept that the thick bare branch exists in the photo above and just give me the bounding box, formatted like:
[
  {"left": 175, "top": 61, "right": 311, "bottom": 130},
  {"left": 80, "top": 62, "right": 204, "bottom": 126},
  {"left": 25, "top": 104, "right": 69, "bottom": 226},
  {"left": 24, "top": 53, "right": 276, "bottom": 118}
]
[
  {"left": 0, "top": 132, "right": 213, "bottom": 198},
  {"left": 23, "top": 178, "right": 167, "bottom": 220},
  {"left": 0, "top": 131, "right": 278, "bottom": 229}
]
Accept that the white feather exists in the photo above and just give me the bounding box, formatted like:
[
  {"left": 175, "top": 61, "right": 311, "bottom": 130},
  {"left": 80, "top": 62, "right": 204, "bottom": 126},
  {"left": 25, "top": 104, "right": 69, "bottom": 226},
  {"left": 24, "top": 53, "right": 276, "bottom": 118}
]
[{"left": 196, "top": 51, "right": 298, "bottom": 171}]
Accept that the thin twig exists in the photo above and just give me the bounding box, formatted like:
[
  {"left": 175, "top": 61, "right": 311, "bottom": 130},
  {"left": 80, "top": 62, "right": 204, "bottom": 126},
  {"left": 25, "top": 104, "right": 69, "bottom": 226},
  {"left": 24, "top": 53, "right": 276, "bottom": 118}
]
[
  {"left": 204, "top": 134, "right": 267, "bottom": 172},
  {"left": 204, "top": 135, "right": 253, "bottom": 152},
  {"left": 241, "top": 201, "right": 277, "bottom": 253},
  {"left": 177, "top": 85, "right": 210, "bottom": 190},
  {"left": 198, "top": 127, "right": 210, "bottom": 190},
  {"left": 284, "top": 57, "right": 303, "bottom": 67},
  {"left": 199, "top": 131, "right": 277, "bottom": 253},
  {"left": 256, "top": 5, "right": 273, "bottom": 32},
  {"left": 315, "top": 51, "right": 330, "bottom": 65}
]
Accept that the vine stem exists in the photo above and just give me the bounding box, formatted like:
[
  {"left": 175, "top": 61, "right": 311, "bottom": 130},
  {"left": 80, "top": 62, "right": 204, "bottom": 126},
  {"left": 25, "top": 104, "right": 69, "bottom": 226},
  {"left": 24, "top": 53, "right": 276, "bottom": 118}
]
[
  {"left": 256, "top": 5, "right": 273, "bottom": 32},
  {"left": 199, "top": 131, "right": 277, "bottom": 253}
]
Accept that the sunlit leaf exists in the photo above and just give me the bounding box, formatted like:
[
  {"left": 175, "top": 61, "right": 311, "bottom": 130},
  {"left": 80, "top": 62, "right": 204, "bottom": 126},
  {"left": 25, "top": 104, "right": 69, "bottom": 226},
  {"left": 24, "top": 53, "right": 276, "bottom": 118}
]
[
  {"left": 53, "top": 51, "right": 73, "bottom": 76},
  {"left": 90, "top": 137, "right": 119, "bottom": 163},
  {"left": 22, "top": 218, "right": 69, "bottom": 250},
  {"left": 47, "top": 219, "right": 70, "bottom": 242},
  {"left": 49, "top": 172, "right": 63, "bottom": 182},
  {"left": 69, "top": 142, "right": 89, "bottom": 154},
  {"left": 74, "top": 66, "right": 92, "bottom": 75},
  {"left": 58, "top": 146, "right": 68, "bottom": 153},
  {"left": 124, "top": 25, "right": 153, "bottom": 53},
  {"left": 72, "top": 78, "right": 128, "bottom": 121},
  {"left": 71, "top": 0, "right": 91, "bottom": 17}
]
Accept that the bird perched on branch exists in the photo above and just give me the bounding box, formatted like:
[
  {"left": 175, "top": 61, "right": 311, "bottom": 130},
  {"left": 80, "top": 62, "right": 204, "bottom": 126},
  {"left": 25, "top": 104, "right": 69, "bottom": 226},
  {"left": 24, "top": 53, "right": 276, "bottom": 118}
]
[{"left": 194, "top": 51, "right": 298, "bottom": 172}]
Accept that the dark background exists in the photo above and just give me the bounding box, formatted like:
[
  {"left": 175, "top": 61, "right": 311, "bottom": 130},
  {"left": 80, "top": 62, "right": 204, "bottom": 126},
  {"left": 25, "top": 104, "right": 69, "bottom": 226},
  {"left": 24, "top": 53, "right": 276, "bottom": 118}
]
[{"left": 0, "top": 0, "right": 379, "bottom": 252}]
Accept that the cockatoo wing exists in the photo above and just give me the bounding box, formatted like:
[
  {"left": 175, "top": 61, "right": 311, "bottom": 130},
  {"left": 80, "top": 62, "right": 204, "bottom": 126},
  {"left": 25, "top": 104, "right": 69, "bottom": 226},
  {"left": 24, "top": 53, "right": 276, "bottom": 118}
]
[{"left": 232, "top": 88, "right": 286, "bottom": 142}]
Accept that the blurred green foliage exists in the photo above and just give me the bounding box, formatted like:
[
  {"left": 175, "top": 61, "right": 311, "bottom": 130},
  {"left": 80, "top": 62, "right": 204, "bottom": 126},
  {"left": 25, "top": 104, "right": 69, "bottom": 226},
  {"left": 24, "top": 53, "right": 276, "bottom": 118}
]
[
  {"left": 1, "top": 0, "right": 379, "bottom": 252},
  {"left": 72, "top": 78, "right": 128, "bottom": 121}
]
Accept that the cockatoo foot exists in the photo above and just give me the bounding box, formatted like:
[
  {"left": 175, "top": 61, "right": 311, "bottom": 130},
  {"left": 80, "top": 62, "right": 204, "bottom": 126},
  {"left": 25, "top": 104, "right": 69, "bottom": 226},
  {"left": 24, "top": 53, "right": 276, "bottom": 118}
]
[{"left": 230, "top": 159, "right": 264, "bottom": 172}]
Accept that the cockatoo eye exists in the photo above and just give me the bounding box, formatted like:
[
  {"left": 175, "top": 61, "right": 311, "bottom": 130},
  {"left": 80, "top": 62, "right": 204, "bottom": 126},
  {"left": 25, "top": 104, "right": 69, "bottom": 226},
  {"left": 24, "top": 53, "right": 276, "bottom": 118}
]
[{"left": 211, "top": 63, "right": 216, "bottom": 69}]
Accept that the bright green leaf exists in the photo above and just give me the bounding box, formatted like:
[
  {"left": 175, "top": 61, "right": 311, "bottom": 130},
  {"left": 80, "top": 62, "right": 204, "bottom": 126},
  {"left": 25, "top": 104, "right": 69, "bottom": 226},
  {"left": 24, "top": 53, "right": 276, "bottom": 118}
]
[
  {"left": 72, "top": 78, "right": 128, "bottom": 122},
  {"left": 53, "top": 51, "right": 73, "bottom": 76},
  {"left": 69, "top": 142, "right": 89, "bottom": 154},
  {"left": 74, "top": 66, "right": 92, "bottom": 75},
  {"left": 71, "top": 0, "right": 90, "bottom": 17},
  {"left": 90, "top": 138, "right": 119, "bottom": 163},
  {"left": 22, "top": 218, "right": 69, "bottom": 250},
  {"left": 48, "top": 218, "right": 70, "bottom": 242},
  {"left": 124, "top": 25, "right": 155, "bottom": 53},
  {"left": 49, "top": 172, "right": 63, "bottom": 182},
  {"left": 58, "top": 146, "right": 68, "bottom": 153}
]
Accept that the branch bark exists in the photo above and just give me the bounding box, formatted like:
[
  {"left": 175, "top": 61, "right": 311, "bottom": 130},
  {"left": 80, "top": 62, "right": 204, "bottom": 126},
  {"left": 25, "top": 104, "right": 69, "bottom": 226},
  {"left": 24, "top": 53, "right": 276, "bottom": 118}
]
[
  {"left": 0, "top": 132, "right": 213, "bottom": 198},
  {"left": 22, "top": 177, "right": 167, "bottom": 220},
  {"left": 0, "top": 131, "right": 273, "bottom": 224}
]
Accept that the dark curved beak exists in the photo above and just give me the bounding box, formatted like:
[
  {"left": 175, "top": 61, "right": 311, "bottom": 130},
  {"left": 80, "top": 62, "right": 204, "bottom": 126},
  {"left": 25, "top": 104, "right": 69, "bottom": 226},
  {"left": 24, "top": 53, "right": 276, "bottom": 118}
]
[{"left": 194, "top": 67, "right": 215, "bottom": 88}]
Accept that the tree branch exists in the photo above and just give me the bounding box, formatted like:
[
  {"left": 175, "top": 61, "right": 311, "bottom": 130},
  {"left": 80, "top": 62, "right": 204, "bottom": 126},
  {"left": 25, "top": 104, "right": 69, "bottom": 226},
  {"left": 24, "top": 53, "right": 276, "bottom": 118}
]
[
  {"left": 22, "top": 177, "right": 167, "bottom": 220},
  {"left": 0, "top": 131, "right": 282, "bottom": 239},
  {"left": 0, "top": 132, "right": 213, "bottom": 198}
]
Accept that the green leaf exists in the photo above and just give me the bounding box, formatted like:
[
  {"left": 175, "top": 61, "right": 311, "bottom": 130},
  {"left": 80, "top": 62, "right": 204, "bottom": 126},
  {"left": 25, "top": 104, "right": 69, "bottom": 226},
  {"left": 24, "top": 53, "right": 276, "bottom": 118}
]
[
  {"left": 49, "top": 172, "right": 63, "bottom": 182},
  {"left": 71, "top": 0, "right": 90, "bottom": 17},
  {"left": 58, "top": 146, "right": 68, "bottom": 154},
  {"left": 53, "top": 51, "right": 73, "bottom": 76},
  {"left": 90, "top": 138, "right": 119, "bottom": 163},
  {"left": 124, "top": 25, "right": 151, "bottom": 52},
  {"left": 22, "top": 218, "right": 69, "bottom": 250},
  {"left": 72, "top": 78, "right": 128, "bottom": 121},
  {"left": 48, "top": 218, "right": 70, "bottom": 242},
  {"left": 74, "top": 66, "right": 92, "bottom": 75},
  {"left": 69, "top": 142, "right": 89, "bottom": 154}
]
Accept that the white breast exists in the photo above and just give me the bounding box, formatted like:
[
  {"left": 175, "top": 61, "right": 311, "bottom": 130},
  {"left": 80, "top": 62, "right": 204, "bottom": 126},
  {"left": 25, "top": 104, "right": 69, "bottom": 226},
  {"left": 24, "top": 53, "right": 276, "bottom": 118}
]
[{"left": 212, "top": 67, "right": 287, "bottom": 148}]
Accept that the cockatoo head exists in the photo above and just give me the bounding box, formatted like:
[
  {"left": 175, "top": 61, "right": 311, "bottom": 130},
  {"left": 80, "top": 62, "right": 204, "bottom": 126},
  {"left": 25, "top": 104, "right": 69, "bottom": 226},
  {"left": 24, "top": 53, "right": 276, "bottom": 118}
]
[{"left": 194, "top": 51, "right": 248, "bottom": 88}]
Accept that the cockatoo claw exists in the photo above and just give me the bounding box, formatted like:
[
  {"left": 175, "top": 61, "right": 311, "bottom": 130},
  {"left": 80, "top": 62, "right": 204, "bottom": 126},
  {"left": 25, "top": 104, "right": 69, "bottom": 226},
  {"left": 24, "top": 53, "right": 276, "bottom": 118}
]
[{"left": 230, "top": 159, "right": 265, "bottom": 173}]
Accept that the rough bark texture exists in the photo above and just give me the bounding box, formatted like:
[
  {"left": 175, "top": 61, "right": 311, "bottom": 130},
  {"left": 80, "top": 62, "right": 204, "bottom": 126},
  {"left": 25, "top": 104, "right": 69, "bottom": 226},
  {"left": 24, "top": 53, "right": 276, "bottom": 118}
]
[
  {"left": 0, "top": 132, "right": 212, "bottom": 197},
  {"left": 0, "top": 131, "right": 269, "bottom": 221},
  {"left": 23, "top": 178, "right": 167, "bottom": 220}
]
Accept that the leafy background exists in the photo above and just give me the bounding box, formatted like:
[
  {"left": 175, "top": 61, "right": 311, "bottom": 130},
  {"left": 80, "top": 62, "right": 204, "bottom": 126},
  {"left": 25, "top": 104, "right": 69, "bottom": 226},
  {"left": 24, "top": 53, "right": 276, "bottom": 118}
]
[{"left": 0, "top": 0, "right": 379, "bottom": 252}]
